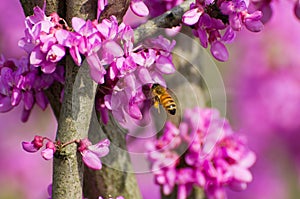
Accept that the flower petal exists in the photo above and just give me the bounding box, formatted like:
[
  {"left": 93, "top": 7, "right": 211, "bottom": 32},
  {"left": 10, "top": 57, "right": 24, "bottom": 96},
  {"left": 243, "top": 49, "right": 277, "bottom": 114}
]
[
  {"left": 72, "top": 17, "right": 86, "bottom": 33},
  {"left": 47, "top": 44, "right": 65, "bottom": 62},
  {"left": 232, "top": 165, "right": 253, "bottom": 182},
  {"left": 82, "top": 150, "right": 102, "bottom": 170},
  {"left": 245, "top": 18, "right": 264, "bottom": 32},
  {"left": 87, "top": 53, "right": 106, "bottom": 84},
  {"left": 11, "top": 88, "right": 22, "bottom": 106},
  {"left": 22, "top": 141, "right": 39, "bottom": 153},
  {"left": 130, "top": 0, "right": 149, "bottom": 17},
  {"left": 30, "top": 47, "right": 44, "bottom": 65},
  {"left": 88, "top": 139, "right": 110, "bottom": 157},
  {"left": 182, "top": 8, "right": 203, "bottom": 25},
  {"left": 210, "top": 41, "right": 229, "bottom": 62},
  {"left": 35, "top": 91, "right": 48, "bottom": 110},
  {"left": 155, "top": 56, "right": 175, "bottom": 74},
  {"left": 0, "top": 96, "right": 13, "bottom": 113},
  {"left": 41, "top": 148, "right": 54, "bottom": 160}
]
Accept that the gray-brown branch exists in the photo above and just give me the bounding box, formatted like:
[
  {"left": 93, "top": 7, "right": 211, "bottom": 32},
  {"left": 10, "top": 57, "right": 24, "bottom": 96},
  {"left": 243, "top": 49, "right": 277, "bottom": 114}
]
[{"left": 134, "top": 0, "right": 193, "bottom": 43}]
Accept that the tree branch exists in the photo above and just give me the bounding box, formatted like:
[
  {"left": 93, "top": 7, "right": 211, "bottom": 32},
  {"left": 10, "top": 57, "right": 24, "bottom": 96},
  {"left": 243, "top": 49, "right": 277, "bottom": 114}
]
[
  {"left": 19, "top": 0, "right": 65, "bottom": 17},
  {"left": 134, "top": 0, "right": 193, "bottom": 43},
  {"left": 52, "top": 0, "right": 98, "bottom": 198},
  {"left": 100, "top": 0, "right": 130, "bottom": 23}
]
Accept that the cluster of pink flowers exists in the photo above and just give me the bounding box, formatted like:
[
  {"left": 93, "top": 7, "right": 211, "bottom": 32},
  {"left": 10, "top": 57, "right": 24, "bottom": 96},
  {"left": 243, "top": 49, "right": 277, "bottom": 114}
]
[
  {"left": 147, "top": 107, "right": 256, "bottom": 199},
  {"left": 95, "top": 35, "right": 176, "bottom": 125},
  {"left": 0, "top": 6, "right": 67, "bottom": 122},
  {"left": 0, "top": 55, "right": 64, "bottom": 121},
  {"left": 14, "top": 5, "right": 177, "bottom": 124},
  {"left": 182, "top": 0, "right": 263, "bottom": 61},
  {"left": 19, "top": 7, "right": 68, "bottom": 73},
  {"left": 22, "top": 136, "right": 110, "bottom": 170}
]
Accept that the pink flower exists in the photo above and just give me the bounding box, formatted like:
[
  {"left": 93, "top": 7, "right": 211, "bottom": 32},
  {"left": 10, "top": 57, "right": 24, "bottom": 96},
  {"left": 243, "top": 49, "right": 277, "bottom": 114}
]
[
  {"left": 22, "top": 135, "right": 44, "bottom": 153},
  {"left": 130, "top": 0, "right": 149, "bottom": 17},
  {"left": 19, "top": 6, "right": 66, "bottom": 74},
  {"left": 96, "top": 33, "right": 176, "bottom": 125},
  {"left": 0, "top": 56, "right": 63, "bottom": 121},
  {"left": 97, "top": 0, "right": 108, "bottom": 20},
  {"left": 147, "top": 107, "right": 256, "bottom": 199},
  {"left": 182, "top": 0, "right": 263, "bottom": 61},
  {"left": 78, "top": 138, "right": 110, "bottom": 170},
  {"left": 41, "top": 141, "right": 56, "bottom": 160},
  {"left": 182, "top": 7, "right": 204, "bottom": 25}
]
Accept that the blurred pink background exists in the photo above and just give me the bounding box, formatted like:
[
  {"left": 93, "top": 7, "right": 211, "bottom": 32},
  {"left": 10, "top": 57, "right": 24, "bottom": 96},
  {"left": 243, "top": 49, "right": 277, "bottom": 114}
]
[
  {"left": 0, "top": 1, "right": 55, "bottom": 198},
  {"left": 1, "top": 0, "right": 300, "bottom": 199}
]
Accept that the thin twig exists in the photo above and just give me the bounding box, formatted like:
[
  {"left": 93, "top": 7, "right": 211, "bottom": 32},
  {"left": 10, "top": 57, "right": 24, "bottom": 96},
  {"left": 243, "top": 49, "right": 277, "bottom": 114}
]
[{"left": 134, "top": 0, "right": 193, "bottom": 43}]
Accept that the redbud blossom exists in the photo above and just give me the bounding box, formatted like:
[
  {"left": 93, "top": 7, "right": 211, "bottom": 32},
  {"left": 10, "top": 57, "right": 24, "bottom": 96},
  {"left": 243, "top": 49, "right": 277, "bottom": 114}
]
[
  {"left": 182, "top": 0, "right": 263, "bottom": 61},
  {"left": 78, "top": 138, "right": 110, "bottom": 170},
  {"left": 19, "top": 6, "right": 66, "bottom": 74},
  {"left": 0, "top": 56, "right": 64, "bottom": 121},
  {"left": 95, "top": 30, "right": 176, "bottom": 124},
  {"left": 147, "top": 107, "right": 256, "bottom": 199},
  {"left": 22, "top": 135, "right": 44, "bottom": 152},
  {"left": 97, "top": 0, "right": 108, "bottom": 20},
  {"left": 130, "top": 0, "right": 149, "bottom": 17},
  {"left": 41, "top": 141, "right": 56, "bottom": 160}
]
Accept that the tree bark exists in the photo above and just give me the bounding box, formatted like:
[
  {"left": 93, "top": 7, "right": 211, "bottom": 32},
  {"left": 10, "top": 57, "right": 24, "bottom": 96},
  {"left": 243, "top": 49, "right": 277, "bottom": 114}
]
[{"left": 19, "top": 0, "right": 64, "bottom": 16}]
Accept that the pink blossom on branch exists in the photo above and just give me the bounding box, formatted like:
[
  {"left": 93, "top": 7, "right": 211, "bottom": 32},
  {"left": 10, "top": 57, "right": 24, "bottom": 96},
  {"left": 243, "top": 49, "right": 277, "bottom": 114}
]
[
  {"left": 96, "top": 35, "right": 176, "bottom": 125},
  {"left": 18, "top": 6, "right": 67, "bottom": 74},
  {"left": 130, "top": 0, "right": 149, "bottom": 17},
  {"left": 182, "top": 0, "right": 263, "bottom": 61},
  {"left": 78, "top": 138, "right": 110, "bottom": 170},
  {"left": 0, "top": 56, "right": 64, "bottom": 121},
  {"left": 22, "top": 135, "right": 44, "bottom": 152},
  {"left": 22, "top": 135, "right": 110, "bottom": 170},
  {"left": 41, "top": 141, "right": 56, "bottom": 160}
]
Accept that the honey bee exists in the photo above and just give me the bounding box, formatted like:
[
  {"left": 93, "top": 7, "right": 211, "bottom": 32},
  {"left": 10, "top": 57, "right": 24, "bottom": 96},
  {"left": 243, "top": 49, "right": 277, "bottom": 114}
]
[{"left": 151, "top": 83, "right": 176, "bottom": 115}]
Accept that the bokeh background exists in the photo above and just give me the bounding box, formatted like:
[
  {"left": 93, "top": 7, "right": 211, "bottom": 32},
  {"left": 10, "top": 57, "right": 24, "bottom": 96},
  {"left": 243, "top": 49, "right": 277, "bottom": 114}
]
[{"left": 1, "top": 0, "right": 300, "bottom": 198}]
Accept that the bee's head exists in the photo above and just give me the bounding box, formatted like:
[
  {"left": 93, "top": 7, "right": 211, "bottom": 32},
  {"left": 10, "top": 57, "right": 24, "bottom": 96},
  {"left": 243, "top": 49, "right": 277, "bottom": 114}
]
[{"left": 151, "top": 83, "right": 160, "bottom": 89}]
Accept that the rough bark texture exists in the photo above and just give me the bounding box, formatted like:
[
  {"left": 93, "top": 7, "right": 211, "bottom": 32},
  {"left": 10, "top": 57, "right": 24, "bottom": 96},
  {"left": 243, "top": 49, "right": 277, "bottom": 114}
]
[
  {"left": 44, "top": 81, "right": 63, "bottom": 119},
  {"left": 99, "top": 0, "right": 130, "bottom": 23},
  {"left": 20, "top": 0, "right": 65, "bottom": 17},
  {"left": 52, "top": 0, "right": 98, "bottom": 198},
  {"left": 52, "top": 56, "right": 98, "bottom": 198}
]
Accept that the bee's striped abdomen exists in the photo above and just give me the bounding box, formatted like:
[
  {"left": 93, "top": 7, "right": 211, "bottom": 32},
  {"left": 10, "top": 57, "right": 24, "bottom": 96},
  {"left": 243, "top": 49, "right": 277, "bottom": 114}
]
[{"left": 160, "top": 93, "right": 176, "bottom": 115}]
